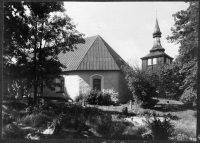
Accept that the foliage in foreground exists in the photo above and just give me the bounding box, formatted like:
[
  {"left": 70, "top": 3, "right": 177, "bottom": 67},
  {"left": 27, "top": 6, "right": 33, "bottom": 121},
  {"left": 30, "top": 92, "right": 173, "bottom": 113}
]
[
  {"left": 145, "top": 115, "right": 175, "bottom": 140},
  {"left": 3, "top": 123, "right": 30, "bottom": 139}
]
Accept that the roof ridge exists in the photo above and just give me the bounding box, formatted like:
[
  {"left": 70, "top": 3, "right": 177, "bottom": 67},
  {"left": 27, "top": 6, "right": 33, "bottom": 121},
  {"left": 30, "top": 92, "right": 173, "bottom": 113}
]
[
  {"left": 100, "top": 37, "right": 125, "bottom": 69},
  {"left": 84, "top": 35, "right": 99, "bottom": 39},
  {"left": 76, "top": 35, "right": 99, "bottom": 70}
]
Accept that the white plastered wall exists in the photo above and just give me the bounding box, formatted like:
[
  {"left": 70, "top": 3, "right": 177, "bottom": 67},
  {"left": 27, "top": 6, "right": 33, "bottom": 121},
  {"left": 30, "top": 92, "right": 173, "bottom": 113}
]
[{"left": 63, "top": 75, "right": 79, "bottom": 101}]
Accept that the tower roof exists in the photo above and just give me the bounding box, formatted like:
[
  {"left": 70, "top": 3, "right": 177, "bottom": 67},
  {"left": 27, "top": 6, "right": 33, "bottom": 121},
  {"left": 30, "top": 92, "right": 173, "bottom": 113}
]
[
  {"left": 153, "top": 18, "right": 162, "bottom": 38},
  {"left": 141, "top": 18, "right": 173, "bottom": 60},
  {"left": 150, "top": 18, "right": 165, "bottom": 52},
  {"left": 140, "top": 51, "right": 173, "bottom": 60},
  {"left": 58, "top": 35, "right": 125, "bottom": 71}
]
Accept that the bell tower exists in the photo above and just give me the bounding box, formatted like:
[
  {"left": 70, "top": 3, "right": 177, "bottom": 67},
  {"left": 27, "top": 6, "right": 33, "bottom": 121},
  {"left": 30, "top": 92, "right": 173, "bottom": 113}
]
[{"left": 141, "top": 18, "right": 173, "bottom": 70}]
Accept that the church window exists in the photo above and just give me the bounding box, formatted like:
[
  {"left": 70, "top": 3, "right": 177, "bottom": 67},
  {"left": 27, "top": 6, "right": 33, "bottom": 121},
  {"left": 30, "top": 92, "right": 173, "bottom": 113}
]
[
  {"left": 90, "top": 74, "right": 104, "bottom": 91},
  {"left": 93, "top": 79, "right": 101, "bottom": 91},
  {"left": 148, "top": 59, "right": 152, "bottom": 65},
  {"left": 153, "top": 58, "right": 157, "bottom": 65}
]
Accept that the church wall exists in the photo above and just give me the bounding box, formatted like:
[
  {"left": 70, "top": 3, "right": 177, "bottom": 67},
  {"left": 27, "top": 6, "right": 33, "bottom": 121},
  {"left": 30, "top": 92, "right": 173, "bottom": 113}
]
[
  {"left": 10, "top": 71, "right": 131, "bottom": 103},
  {"left": 65, "top": 70, "right": 132, "bottom": 103}
]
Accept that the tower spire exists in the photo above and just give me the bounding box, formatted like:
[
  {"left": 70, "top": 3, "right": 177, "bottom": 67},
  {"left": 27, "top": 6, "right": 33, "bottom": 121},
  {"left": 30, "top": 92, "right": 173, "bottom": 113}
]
[
  {"left": 153, "top": 18, "right": 162, "bottom": 38},
  {"left": 150, "top": 18, "right": 165, "bottom": 52}
]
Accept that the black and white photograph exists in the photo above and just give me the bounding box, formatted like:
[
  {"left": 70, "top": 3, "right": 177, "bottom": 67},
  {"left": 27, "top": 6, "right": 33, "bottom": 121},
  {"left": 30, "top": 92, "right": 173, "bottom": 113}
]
[{"left": 2, "top": 1, "right": 199, "bottom": 142}]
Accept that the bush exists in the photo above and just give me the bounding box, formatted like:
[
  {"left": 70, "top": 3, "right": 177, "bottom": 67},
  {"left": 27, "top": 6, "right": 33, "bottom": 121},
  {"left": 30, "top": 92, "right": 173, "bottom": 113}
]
[
  {"left": 2, "top": 111, "right": 15, "bottom": 124},
  {"left": 94, "top": 113, "right": 112, "bottom": 137},
  {"left": 122, "top": 64, "right": 156, "bottom": 107},
  {"left": 150, "top": 64, "right": 185, "bottom": 100},
  {"left": 50, "top": 105, "right": 112, "bottom": 137},
  {"left": 180, "top": 87, "right": 197, "bottom": 107},
  {"left": 2, "top": 106, "right": 28, "bottom": 124},
  {"left": 3, "top": 123, "right": 29, "bottom": 139},
  {"left": 109, "top": 121, "right": 128, "bottom": 138},
  {"left": 86, "top": 90, "right": 112, "bottom": 106},
  {"left": 145, "top": 114, "right": 175, "bottom": 140},
  {"left": 17, "top": 113, "right": 50, "bottom": 127}
]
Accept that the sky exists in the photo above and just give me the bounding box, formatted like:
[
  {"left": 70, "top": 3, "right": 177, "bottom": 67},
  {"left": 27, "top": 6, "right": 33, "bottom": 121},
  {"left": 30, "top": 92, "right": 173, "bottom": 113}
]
[{"left": 63, "top": 2, "right": 189, "bottom": 67}]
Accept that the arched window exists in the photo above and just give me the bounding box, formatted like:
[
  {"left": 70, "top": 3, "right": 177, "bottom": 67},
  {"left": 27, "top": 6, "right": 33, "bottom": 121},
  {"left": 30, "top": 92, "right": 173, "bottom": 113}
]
[{"left": 90, "top": 74, "right": 104, "bottom": 91}]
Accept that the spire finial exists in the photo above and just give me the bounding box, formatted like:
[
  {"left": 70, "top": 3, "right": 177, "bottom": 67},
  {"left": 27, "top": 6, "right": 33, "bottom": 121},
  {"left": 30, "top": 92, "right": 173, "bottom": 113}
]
[{"left": 156, "top": 10, "right": 157, "bottom": 18}]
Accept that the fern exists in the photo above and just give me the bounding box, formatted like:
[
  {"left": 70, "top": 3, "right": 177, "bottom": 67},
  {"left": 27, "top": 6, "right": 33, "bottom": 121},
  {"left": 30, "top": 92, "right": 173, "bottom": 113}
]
[{"left": 145, "top": 114, "right": 174, "bottom": 140}]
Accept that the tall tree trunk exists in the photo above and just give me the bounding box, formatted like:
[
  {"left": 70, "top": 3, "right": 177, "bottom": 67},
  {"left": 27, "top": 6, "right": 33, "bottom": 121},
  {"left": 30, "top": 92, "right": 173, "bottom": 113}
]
[
  {"left": 38, "top": 19, "right": 44, "bottom": 98},
  {"left": 34, "top": 18, "right": 38, "bottom": 105},
  {"left": 196, "top": 18, "right": 200, "bottom": 143}
]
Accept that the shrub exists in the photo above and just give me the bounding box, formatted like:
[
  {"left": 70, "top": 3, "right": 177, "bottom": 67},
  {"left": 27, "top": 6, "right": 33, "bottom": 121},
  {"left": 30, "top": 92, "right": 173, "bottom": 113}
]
[
  {"left": 58, "top": 105, "right": 114, "bottom": 137},
  {"left": 180, "top": 87, "right": 197, "bottom": 107},
  {"left": 86, "top": 90, "right": 112, "bottom": 105},
  {"left": 2, "top": 106, "right": 28, "bottom": 124},
  {"left": 109, "top": 121, "right": 128, "bottom": 138},
  {"left": 94, "top": 113, "right": 112, "bottom": 137},
  {"left": 3, "top": 123, "right": 29, "bottom": 139},
  {"left": 150, "top": 64, "right": 185, "bottom": 100},
  {"left": 142, "top": 109, "right": 152, "bottom": 117},
  {"left": 145, "top": 115, "right": 175, "bottom": 140},
  {"left": 17, "top": 113, "right": 50, "bottom": 127},
  {"left": 122, "top": 64, "right": 156, "bottom": 107},
  {"left": 2, "top": 111, "right": 15, "bottom": 124}
]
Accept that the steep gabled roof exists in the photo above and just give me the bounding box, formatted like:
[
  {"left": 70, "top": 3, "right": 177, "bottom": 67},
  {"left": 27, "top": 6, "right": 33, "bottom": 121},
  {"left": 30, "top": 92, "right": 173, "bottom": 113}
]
[{"left": 58, "top": 35, "right": 125, "bottom": 71}]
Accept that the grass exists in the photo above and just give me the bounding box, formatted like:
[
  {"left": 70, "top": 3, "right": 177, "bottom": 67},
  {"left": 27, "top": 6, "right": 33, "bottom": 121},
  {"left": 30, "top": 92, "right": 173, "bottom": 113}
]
[
  {"left": 92, "top": 97, "right": 196, "bottom": 140},
  {"left": 172, "top": 110, "right": 196, "bottom": 138},
  {"left": 2, "top": 97, "right": 197, "bottom": 141}
]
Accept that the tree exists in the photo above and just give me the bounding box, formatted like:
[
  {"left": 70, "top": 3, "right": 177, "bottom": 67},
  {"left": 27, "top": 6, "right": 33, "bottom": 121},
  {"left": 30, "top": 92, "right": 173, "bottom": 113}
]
[
  {"left": 167, "top": 2, "right": 199, "bottom": 105},
  {"left": 122, "top": 63, "right": 157, "bottom": 107},
  {"left": 148, "top": 63, "right": 185, "bottom": 100},
  {"left": 3, "top": 2, "right": 85, "bottom": 104}
]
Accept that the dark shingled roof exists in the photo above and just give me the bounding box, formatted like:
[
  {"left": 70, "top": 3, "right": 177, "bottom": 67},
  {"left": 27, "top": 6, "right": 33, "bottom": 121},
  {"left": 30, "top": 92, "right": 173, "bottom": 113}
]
[
  {"left": 153, "top": 18, "right": 162, "bottom": 38},
  {"left": 58, "top": 35, "right": 125, "bottom": 71},
  {"left": 141, "top": 51, "right": 174, "bottom": 60}
]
